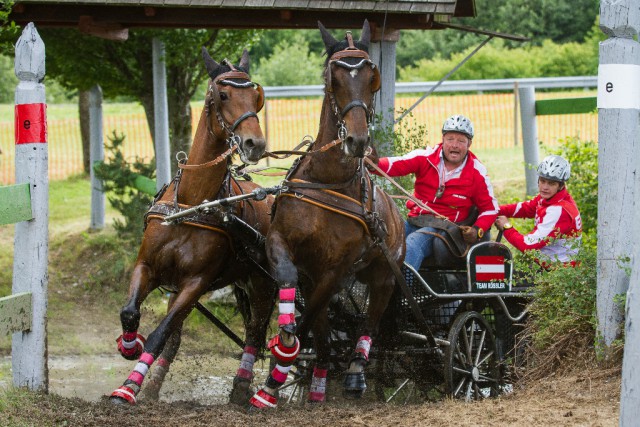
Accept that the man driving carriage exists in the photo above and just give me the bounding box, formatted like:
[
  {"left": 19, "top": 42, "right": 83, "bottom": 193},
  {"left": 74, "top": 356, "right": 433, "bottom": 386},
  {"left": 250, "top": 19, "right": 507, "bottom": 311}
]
[{"left": 370, "top": 114, "right": 499, "bottom": 272}]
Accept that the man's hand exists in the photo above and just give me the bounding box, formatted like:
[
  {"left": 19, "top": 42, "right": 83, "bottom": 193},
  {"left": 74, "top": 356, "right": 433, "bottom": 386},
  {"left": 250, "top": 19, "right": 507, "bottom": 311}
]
[
  {"left": 460, "top": 225, "right": 479, "bottom": 244},
  {"left": 494, "top": 215, "right": 509, "bottom": 231}
]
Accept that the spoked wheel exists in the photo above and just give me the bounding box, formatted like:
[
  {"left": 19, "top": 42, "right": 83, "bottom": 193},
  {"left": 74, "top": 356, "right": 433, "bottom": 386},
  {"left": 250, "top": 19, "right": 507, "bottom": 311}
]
[
  {"left": 374, "top": 350, "right": 444, "bottom": 404},
  {"left": 444, "top": 311, "right": 501, "bottom": 401}
]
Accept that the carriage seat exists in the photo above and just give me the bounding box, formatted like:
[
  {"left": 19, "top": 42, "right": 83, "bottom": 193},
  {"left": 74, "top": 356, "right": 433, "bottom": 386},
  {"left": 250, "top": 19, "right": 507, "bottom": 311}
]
[{"left": 419, "top": 206, "right": 491, "bottom": 271}]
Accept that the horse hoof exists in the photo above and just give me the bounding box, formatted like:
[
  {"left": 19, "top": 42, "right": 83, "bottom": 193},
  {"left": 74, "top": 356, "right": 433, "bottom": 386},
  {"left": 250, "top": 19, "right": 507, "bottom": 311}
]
[
  {"left": 343, "top": 372, "right": 366, "bottom": 399},
  {"left": 139, "top": 383, "right": 160, "bottom": 402},
  {"left": 110, "top": 385, "right": 137, "bottom": 405},
  {"left": 116, "top": 333, "right": 146, "bottom": 361},
  {"left": 229, "top": 377, "right": 253, "bottom": 406}
]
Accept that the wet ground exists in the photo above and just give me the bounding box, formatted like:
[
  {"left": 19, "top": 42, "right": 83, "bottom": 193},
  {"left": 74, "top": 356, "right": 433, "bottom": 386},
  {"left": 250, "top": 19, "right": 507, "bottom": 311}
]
[{"left": 1, "top": 353, "right": 269, "bottom": 404}]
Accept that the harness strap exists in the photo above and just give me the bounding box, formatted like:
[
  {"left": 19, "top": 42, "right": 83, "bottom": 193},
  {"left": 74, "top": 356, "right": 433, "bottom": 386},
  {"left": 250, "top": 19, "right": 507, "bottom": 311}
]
[
  {"left": 230, "top": 111, "right": 259, "bottom": 132},
  {"left": 178, "top": 146, "right": 236, "bottom": 170},
  {"left": 279, "top": 193, "right": 370, "bottom": 236},
  {"left": 284, "top": 175, "right": 355, "bottom": 191},
  {"left": 341, "top": 100, "right": 370, "bottom": 121}
]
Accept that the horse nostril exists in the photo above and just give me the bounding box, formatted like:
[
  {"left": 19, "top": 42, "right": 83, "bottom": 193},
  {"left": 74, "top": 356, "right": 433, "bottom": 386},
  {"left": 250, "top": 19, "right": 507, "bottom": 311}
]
[{"left": 244, "top": 138, "right": 255, "bottom": 150}]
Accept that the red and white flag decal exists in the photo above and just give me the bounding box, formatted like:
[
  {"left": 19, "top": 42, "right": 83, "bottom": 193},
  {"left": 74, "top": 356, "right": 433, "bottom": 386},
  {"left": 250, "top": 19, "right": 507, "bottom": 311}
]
[{"left": 475, "top": 256, "right": 505, "bottom": 281}]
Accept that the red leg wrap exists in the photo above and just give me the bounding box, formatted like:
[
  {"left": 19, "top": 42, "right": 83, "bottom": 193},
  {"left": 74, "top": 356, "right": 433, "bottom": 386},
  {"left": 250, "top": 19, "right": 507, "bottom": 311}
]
[
  {"left": 111, "top": 385, "right": 137, "bottom": 405},
  {"left": 249, "top": 388, "right": 278, "bottom": 409},
  {"left": 116, "top": 333, "right": 146, "bottom": 360},
  {"left": 268, "top": 333, "right": 300, "bottom": 364}
]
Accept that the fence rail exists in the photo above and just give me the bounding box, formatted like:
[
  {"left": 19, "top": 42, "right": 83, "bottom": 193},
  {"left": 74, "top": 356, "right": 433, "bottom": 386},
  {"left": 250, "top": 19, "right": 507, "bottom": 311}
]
[{"left": 0, "top": 76, "right": 598, "bottom": 185}]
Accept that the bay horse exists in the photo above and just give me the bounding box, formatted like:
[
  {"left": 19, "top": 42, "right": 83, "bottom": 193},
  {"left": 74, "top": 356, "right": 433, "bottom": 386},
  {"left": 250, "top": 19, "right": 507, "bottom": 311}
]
[
  {"left": 249, "top": 20, "right": 405, "bottom": 409},
  {"left": 110, "top": 48, "right": 276, "bottom": 406}
]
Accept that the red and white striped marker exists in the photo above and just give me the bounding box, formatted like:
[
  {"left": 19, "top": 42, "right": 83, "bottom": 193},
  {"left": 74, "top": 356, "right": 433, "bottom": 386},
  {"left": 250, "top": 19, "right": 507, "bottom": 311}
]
[{"left": 475, "top": 256, "right": 505, "bottom": 281}]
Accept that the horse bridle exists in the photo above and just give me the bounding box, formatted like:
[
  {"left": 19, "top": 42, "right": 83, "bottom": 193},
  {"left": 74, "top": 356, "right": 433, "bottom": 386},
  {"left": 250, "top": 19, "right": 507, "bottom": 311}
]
[
  {"left": 325, "top": 32, "right": 381, "bottom": 141},
  {"left": 204, "top": 59, "right": 265, "bottom": 154}
]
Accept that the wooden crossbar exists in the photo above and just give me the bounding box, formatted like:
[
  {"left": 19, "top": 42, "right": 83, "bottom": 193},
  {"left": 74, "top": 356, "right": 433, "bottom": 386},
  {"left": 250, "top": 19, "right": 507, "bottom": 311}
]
[
  {"left": 0, "top": 183, "right": 32, "bottom": 226},
  {"left": 0, "top": 292, "right": 32, "bottom": 335},
  {"left": 535, "top": 96, "right": 596, "bottom": 116},
  {"left": 134, "top": 175, "right": 157, "bottom": 196}
]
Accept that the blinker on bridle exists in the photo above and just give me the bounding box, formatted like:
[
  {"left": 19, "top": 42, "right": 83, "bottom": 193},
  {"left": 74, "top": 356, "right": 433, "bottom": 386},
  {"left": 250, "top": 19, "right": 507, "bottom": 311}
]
[{"left": 325, "top": 31, "right": 381, "bottom": 139}]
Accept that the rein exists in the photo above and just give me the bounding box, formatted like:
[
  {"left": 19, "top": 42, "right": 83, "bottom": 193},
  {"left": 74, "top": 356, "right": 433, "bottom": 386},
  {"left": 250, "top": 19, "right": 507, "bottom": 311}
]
[{"left": 363, "top": 157, "right": 459, "bottom": 228}]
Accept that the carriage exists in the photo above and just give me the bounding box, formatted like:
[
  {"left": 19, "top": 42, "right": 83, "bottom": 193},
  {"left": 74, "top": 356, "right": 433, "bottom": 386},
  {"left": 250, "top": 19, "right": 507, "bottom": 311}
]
[{"left": 272, "top": 237, "right": 532, "bottom": 404}]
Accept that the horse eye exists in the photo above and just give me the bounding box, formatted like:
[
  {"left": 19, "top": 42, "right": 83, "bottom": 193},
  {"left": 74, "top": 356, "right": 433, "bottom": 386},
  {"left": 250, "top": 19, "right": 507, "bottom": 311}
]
[{"left": 220, "top": 92, "right": 228, "bottom": 101}]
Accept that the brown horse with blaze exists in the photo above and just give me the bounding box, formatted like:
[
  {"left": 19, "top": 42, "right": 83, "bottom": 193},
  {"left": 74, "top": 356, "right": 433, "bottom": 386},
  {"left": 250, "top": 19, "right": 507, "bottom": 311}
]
[{"left": 249, "top": 20, "right": 405, "bottom": 409}]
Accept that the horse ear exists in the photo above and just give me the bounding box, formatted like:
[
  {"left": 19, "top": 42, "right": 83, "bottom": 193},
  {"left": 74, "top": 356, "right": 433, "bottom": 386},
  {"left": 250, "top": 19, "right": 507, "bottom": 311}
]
[
  {"left": 359, "top": 19, "right": 371, "bottom": 49},
  {"left": 318, "top": 20, "right": 338, "bottom": 51},
  {"left": 202, "top": 46, "right": 220, "bottom": 78},
  {"left": 238, "top": 49, "right": 250, "bottom": 73}
]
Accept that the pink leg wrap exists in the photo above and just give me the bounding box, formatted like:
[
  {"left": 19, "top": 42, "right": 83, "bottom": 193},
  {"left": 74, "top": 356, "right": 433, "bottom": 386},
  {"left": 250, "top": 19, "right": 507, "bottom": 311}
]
[
  {"left": 355, "top": 336, "right": 372, "bottom": 361},
  {"left": 236, "top": 346, "right": 258, "bottom": 380},
  {"left": 278, "top": 287, "right": 296, "bottom": 327},
  {"left": 270, "top": 364, "right": 291, "bottom": 384},
  {"left": 125, "top": 352, "right": 154, "bottom": 387},
  {"left": 309, "top": 367, "right": 328, "bottom": 402}
]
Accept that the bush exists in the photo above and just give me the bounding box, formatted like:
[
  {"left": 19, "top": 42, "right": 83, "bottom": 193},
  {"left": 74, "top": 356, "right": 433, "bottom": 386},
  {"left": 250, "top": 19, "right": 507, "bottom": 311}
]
[
  {"left": 519, "top": 236, "right": 597, "bottom": 349},
  {"left": 398, "top": 38, "right": 598, "bottom": 82},
  {"left": 93, "top": 131, "right": 155, "bottom": 242}
]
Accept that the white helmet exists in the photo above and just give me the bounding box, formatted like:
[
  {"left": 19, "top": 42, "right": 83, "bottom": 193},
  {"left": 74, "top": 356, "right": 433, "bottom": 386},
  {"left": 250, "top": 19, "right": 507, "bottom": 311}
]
[
  {"left": 442, "top": 114, "right": 474, "bottom": 139},
  {"left": 537, "top": 155, "right": 570, "bottom": 182}
]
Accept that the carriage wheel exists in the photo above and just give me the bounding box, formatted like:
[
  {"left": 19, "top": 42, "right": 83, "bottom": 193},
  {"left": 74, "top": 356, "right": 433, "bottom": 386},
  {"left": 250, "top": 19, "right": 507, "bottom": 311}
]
[
  {"left": 444, "top": 311, "right": 501, "bottom": 401},
  {"left": 373, "top": 351, "right": 444, "bottom": 404}
]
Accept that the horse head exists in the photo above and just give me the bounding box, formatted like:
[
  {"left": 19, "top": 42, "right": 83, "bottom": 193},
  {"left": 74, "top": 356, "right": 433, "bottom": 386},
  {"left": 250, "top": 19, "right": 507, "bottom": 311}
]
[
  {"left": 201, "top": 47, "right": 266, "bottom": 165},
  {"left": 319, "top": 20, "right": 381, "bottom": 158}
]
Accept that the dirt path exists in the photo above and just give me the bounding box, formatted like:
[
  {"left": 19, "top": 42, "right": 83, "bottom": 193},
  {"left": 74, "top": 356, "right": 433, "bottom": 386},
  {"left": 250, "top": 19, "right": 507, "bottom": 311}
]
[{"left": 0, "top": 352, "right": 620, "bottom": 426}]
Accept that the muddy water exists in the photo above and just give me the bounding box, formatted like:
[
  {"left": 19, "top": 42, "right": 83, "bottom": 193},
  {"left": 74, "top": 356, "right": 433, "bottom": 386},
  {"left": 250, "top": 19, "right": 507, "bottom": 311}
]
[{"left": 0, "top": 353, "right": 269, "bottom": 404}]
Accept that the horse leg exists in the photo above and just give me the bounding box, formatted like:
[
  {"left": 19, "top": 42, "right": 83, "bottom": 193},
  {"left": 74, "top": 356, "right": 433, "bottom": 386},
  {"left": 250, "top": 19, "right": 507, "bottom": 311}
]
[
  {"left": 117, "top": 263, "right": 155, "bottom": 360},
  {"left": 344, "top": 269, "right": 395, "bottom": 398},
  {"left": 111, "top": 278, "right": 208, "bottom": 405},
  {"left": 139, "top": 293, "right": 182, "bottom": 402},
  {"left": 249, "top": 234, "right": 300, "bottom": 409},
  {"left": 307, "top": 301, "right": 331, "bottom": 403},
  {"left": 229, "top": 276, "right": 276, "bottom": 406}
]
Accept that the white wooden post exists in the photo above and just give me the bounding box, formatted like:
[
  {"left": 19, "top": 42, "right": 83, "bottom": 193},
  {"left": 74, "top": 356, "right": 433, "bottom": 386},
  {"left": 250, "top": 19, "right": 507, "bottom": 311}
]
[
  {"left": 89, "top": 84, "right": 105, "bottom": 231},
  {"left": 600, "top": 1, "right": 640, "bottom": 424},
  {"left": 370, "top": 28, "right": 399, "bottom": 157},
  {"left": 597, "top": 0, "right": 640, "bottom": 355},
  {"left": 12, "top": 22, "right": 49, "bottom": 392},
  {"left": 152, "top": 37, "right": 171, "bottom": 191},
  {"left": 518, "top": 85, "right": 539, "bottom": 196}
]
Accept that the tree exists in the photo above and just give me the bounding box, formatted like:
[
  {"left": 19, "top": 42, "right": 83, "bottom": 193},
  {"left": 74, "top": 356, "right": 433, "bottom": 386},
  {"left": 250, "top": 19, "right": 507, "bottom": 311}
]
[
  {"left": 252, "top": 33, "right": 324, "bottom": 86},
  {"left": 396, "top": 0, "right": 599, "bottom": 68},
  {"left": 36, "top": 28, "right": 260, "bottom": 172}
]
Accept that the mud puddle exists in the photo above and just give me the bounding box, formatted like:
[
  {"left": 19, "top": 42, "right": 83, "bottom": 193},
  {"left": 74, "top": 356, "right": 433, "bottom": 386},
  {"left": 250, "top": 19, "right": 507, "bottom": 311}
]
[{"left": 0, "top": 353, "right": 269, "bottom": 404}]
